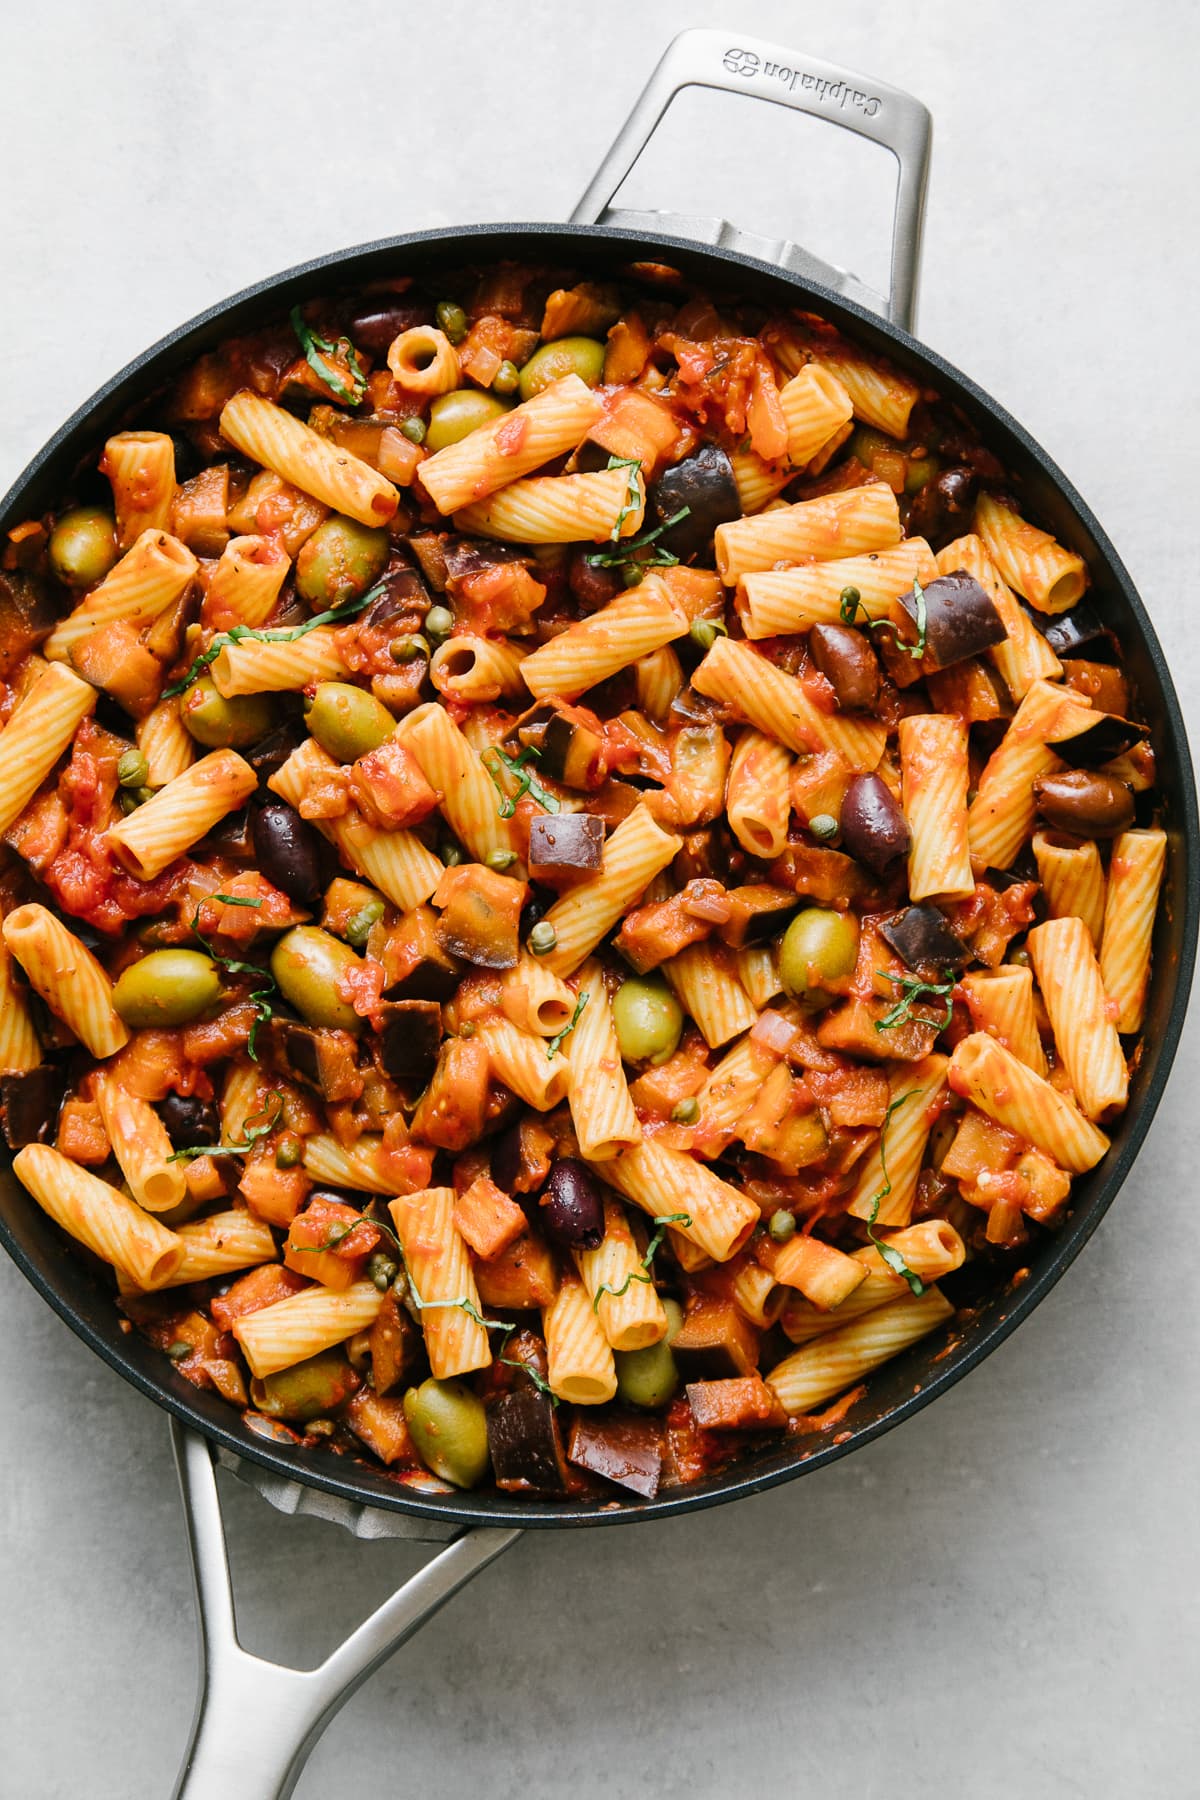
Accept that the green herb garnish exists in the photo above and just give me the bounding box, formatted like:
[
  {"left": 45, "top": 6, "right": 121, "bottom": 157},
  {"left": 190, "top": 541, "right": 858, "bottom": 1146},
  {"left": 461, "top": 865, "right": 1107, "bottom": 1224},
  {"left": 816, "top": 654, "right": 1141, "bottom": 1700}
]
[
  {"left": 585, "top": 507, "right": 690, "bottom": 571},
  {"left": 480, "top": 743, "right": 561, "bottom": 818},
  {"left": 189, "top": 900, "right": 276, "bottom": 1063},
  {"left": 212, "top": 893, "right": 264, "bottom": 909},
  {"left": 864, "top": 1092, "right": 925, "bottom": 1294},
  {"left": 591, "top": 1212, "right": 692, "bottom": 1313},
  {"left": 290, "top": 305, "right": 367, "bottom": 406},
  {"left": 605, "top": 454, "right": 644, "bottom": 542},
  {"left": 874, "top": 969, "right": 955, "bottom": 1034},
  {"left": 164, "top": 582, "right": 386, "bottom": 698},
  {"left": 839, "top": 577, "right": 928, "bottom": 661},
  {"left": 167, "top": 1093, "right": 284, "bottom": 1164},
  {"left": 547, "top": 990, "right": 588, "bottom": 1061}
]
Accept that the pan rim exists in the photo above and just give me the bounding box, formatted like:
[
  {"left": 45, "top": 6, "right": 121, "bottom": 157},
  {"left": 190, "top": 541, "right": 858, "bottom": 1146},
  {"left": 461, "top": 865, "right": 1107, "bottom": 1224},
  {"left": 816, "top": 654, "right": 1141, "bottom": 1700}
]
[{"left": 1, "top": 219, "right": 1195, "bottom": 1529}]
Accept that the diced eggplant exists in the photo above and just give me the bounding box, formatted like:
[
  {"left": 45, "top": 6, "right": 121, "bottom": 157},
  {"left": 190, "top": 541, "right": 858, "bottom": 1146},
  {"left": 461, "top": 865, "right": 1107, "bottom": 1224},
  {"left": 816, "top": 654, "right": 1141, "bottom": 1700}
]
[
  {"left": 487, "top": 1386, "right": 569, "bottom": 1496},
  {"left": 433, "top": 864, "right": 525, "bottom": 969},
  {"left": 405, "top": 533, "right": 451, "bottom": 592},
  {"left": 568, "top": 548, "right": 624, "bottom": 612},
  {"left": 540, "top": 710, "right": 606, "bottom": 791},
  {"left": 374, "top": 1000, "right": 442, "bottom": 1083},
  {"left": 369, "top": 1289, "right": 420, "bottom": 1396},
  {"left": 244, "top": 721, "right": 307, "bottom": 781},
  {"left": 1038, "top": 600, "right": 1111, "bottom": 660},
  {"left": 649, "top": 446, "right": 740, "bottom": 560},
  {"left": 1045, "top": 712, "right": 1149, "bottom": 768},
  {"left": 879, "top": 904, "right": 971, "bottom": 973},
  {"left": 0, "top": 1066, "right": 65, "bottom": 1149},
  {"left": 203, "top": 806, "right": 254, "bottom": 858},
  {"left": 527, "top": 813, "right": 605, "bottom": 885},
  {"left": 674, "top": 824, "right": 735, "bottom": 887},
  {"left": 156, "top": 1091, "right": 221, "bottom": 1150},
  {"left": 715, "top": 884, "right": 798, "bottom": 949},
  {"left": 670, "top": 1299, "right": 760, "bottom": 1379},
  {"left": 359, "top": 562, "right": 430, "bottom": 630},
  {"left": 668, "top": 684, "right": 739, "bottom": 728},
  {"left": 904, "top": 465, "right": 979, "bottom": 550},
  {"left": 899, "top": 570, "right": 1006, "bottom": 669},
  {"left": 567, "top": 1411, "right": 663, "bottom": 1498},
  {"left": 490, "top": 1114, "right": 555, "bottom": 1196},
  {"left": 0, "top": 570, "right": 58, "bottom": 677},
  {"left": 380, "top": 904, "right": 462, "bottom": 1001},
  {"left": 261, "top": 1019, "right": 363, "bottom": 1103}
]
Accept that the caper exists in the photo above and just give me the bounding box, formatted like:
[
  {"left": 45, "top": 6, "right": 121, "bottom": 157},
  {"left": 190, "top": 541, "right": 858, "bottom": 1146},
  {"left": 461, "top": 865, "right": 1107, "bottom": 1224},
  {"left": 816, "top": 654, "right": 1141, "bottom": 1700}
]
[
  {"left": 269, "top": 926, "right": 364, "bottom": 1032},
  {"left": 295, "top": 515, "right": 390, "bottom": 610},
  {"left": 167, "top": 1340, "right": 193, "bottom": 1362},
  {"left": 671, "top": 1096, "right": 700, "bottom": 1125},
  {"left": 116, "top": 748, "right": 149, "bottom": 789},
  {"left": 615, "top": 1337, "right": 679, "bottom": 1409},
  {"left": 769, "top": 1209, "right": 797, "bottom": 1243},
  {"left": 118, "top": 789, "right": 141, "bottom": 815},
  {"left": 306, "top": 682, "right": 397, "bottom": 762},
  {"left": 275, "top": 1131, "right": 303, "bottom": 1169},
  {"left": 778, "top": 907, "right": 860, "bottom": 1005},
  {"left": 528, "top": 921, "right": 558, "bottom": 956},
  {"left": 390, "top": 634, "right": 429, "bottom": 664},
  {"left": 345, "top": 899, "right": 385, "bottom": 948},
  {"left": 403, "top": 1378, "right": 490, "bottom": 1488},
  {"left": 49, "top": 505, "right": 118, "bottom": 590},
  {"left": 518, "top": 337, "right": 606, "bottom": 402},
  {"left": 809, "top": 813, "right": 840, "bottom": 842},
  {"left": 180, "top": 677, "right": 275, "bottom": 749},
  {"left": 435, "top": 301, "right": 468, "bottom": 343},
  {"left": 492, "top": 359, "right": 520, "bottom": 395},
  {"left": 688, "top": 617, "right": 728, "bottom": 654},
  {"left": 251, "top": 1350, "right": 357, "bottom": 1422},
  {"left": 612, "top": 975, "right": 683, "bottom": 1065},
  {"left": 904, "top": 453, "right": 941, "bottom": 495},
  {"left": 113, "top": 949, "right": 222, "bottom": 1028},
  {"left": 486, "top": 848, "right": 517, "bottom": 872},
  {"left": 400, "top": 416, "right": 426, "bottom": 444},
  {"left": 424, "top": 389, "right": 512, "bottom": 453},
  {"left": 368, "top": 1251, "right": 398, "bottom": 1292},
  {"left": 424, "top": 604, "right": 454, "bottom": 642}
]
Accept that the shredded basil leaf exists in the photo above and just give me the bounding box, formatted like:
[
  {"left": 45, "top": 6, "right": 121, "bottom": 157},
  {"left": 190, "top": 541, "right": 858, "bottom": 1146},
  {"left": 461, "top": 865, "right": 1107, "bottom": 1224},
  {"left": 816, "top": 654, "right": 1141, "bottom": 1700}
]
[
  {"left": 864, "top": 1092, "right": 926, "bottom": 1294},
  {"left": 290, "top": 305, "right": 368, "bottom": 406},
  {"left": 189, "top": 903, "right": 277, "bottom": 1063},
  {"left": 547, "top": 990, "right": 588, "bottom": 1060},
  {"left": 591, "top": 1211, "right": 692, "bottom": 1313},
  {"left": 167, "top": 1093, "right": 284, "bottom": 1164},
  {"left": 839, "top": 578, "right": 928, "bottom": 661},
  {"left": 874, "top": 969, "right": 955, "bottom": 1034},
  {"left": 212, "top": 893, "right": 264, "bottom": 909},
  {"left": 480, "top": 743, "right": 561, "bottom": 818},
  {"left": 164, "top": 581, "right": 386, "bottom": 698},
  {"left": 605, "top": 454, "right": 644, "bottom": 542},
  {"left": 585, "top": 507, "right": 689, "bottom": 571}
]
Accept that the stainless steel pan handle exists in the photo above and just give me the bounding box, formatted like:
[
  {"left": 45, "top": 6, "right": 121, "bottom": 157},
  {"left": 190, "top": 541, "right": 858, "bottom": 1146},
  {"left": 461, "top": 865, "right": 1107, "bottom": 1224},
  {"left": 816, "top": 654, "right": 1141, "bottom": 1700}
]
[
  {"left": 170, "top": 1425, "right": 520, "bottom": 1800},
  {"left": 571, "top": 27, "right": 932, "bottom": 331}
]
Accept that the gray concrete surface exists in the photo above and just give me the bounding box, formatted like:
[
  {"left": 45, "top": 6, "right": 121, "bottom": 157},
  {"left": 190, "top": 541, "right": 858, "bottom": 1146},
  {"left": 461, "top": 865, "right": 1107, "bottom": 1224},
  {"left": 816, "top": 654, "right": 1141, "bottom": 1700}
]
[{"left": 1, "top": 3, "right": 1197, "bottom": 1795}]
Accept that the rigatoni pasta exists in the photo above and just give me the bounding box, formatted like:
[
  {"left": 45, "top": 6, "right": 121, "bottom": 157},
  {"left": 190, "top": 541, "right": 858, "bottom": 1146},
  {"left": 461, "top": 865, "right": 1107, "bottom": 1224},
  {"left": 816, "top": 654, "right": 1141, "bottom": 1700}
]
[{"left": 0, "top": 258, "right": 1167, "bottom": 1508}]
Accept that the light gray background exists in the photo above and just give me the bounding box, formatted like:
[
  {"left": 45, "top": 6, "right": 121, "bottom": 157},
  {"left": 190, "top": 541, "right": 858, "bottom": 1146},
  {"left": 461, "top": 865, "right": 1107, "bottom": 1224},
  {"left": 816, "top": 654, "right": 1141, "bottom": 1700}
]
[{"left": 1, "top": 3, "right": 1196, "bottom": 1796}]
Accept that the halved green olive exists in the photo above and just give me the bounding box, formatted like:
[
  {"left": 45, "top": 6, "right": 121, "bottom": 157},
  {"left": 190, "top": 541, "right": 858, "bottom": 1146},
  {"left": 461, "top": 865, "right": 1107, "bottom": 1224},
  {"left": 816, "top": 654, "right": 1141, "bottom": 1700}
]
[
  {"left": 403, "top": 1378, "right": 490, "bottom": 1488},
  {"left": 180, "top": 677, "right": 275, "bottom": 748},
  {"left": 270, "top": 926, "right": 363, "bottom": 1032},
  {"left": 305, "top": 682, "right": 396, "bottom": 762},
  {"left": 112, "top": 949, "right": 222, "bottom": 1028},
  {"left": 251, "top": 1350, "right": 357, "bottom": 1422},
  {"left": 49, "top": 506, "right": 119, "bottom": 590},
  {"left": 295, "top": 515, "right": 390, "bottom": 610},
  {"left": 518, "top": 337, "right": 606, "bottom": 402},
  {"left": 424, "top": 389, "right": 512, "bottom": 453}
]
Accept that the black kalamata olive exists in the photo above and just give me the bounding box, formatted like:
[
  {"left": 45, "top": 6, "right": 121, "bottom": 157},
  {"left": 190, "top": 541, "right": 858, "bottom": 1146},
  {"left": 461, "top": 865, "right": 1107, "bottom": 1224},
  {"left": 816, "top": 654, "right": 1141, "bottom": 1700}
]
[
  {"left": 1033, "top": 770, "right": 1135, "bottom": 838},
  {"left": 649, "top": 446, "right": 741, "bottom": 560},
  {"left": 540, "top": 1158, "right": 605, "bottom": 1249},
  {"left": 156, "top": 1092, "right": 220, "bottom": 1150},
  {"left": 808, "top": 623, "right": 879, "bottom": 711},
  {"left": 568, "top": 548, "right": 624, "bottom": 612},
  {"left": 346, "top": 301, "right": 434, "bottom": 356},
  {"left": 906, "top": 465, "right": 978, "bottom": 549},
  {"left": 252, "top": 800, "right": 324, "bottom": 904},
  {"left": 839, "top": 773, "right": 911, "bottom": 875}
]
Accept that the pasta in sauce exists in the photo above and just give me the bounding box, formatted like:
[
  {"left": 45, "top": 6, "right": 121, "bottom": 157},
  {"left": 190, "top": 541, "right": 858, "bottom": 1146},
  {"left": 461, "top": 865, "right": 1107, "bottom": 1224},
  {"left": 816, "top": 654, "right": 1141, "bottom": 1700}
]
[{"left": 0, "top": 263, "right": 1164, "bottom": 1503}]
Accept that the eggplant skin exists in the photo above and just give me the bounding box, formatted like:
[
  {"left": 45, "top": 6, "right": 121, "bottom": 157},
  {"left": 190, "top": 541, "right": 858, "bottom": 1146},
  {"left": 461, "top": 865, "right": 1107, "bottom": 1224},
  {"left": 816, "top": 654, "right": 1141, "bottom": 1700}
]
[
  {"left": 486, "top": 1386, "right": 569, "bottom": 1495},
  {"left": 0, "top": 1066, "right": 67, "bottom": 1150},
  {"left": 879, "top": 904, "right": 971, "bottom": 973},
  {"left": 649, "top": 446, "right": 740, "bottom": 560},
  {"left": 1046, "top": 714, "right": 1148, "bottom": 768},
  {"left": 900, "top": 570, "right": 1006, "bottom": 669}
]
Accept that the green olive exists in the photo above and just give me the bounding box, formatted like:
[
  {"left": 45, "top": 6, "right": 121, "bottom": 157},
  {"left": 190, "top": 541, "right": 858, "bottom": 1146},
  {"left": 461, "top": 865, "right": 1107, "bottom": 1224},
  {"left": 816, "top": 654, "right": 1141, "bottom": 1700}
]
[
  {"left": 180, "top": 677, "right": 275, "bottom": 749},
  {"left": 778, "top": 907, "right": 860, "bottom": 1004},
  {"left": 905, "top": 453, "right": 941, "bottom": 495},
  {"left": 251, "top": 1350, "right": 357, "bottom": 1422},
  {"left": 403, "top": 1378, "right": 490, "bottom": 1488},
  {"left": 295, "top": 514, "right": 390, "bottom": 610},
  {"left": 518, "top": 337, "right": 606, "bottom": 402},
  {"left": 113, "top": 949, "right": 222, "bottom": 1028},
  {"left": 425, "top": 389, "right": 513, "bottom": 453},
  {"left": 270, "top": 926, "right": 363, "bottom": 1032},
  {"left": 615, "top": 1329, "right": 680, "bottom": 1409},
  {"left": 49, "top": 506, "right": 118, "bottom": 590},
  {"left": 611, "top": 975, "right": 683, "bottom": 1065},
  {"left": 305, "top": 682, "right": 397, "bottom": 762}
]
